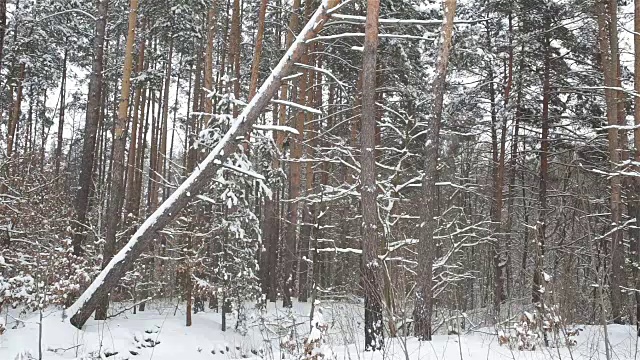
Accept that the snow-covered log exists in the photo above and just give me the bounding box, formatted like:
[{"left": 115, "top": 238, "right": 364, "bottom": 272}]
[{"left": 67, "top": 0, "right": 341, "bottom": 329}]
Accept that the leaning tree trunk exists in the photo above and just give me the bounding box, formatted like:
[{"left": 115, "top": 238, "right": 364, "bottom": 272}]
[
  {"left": 71, "top": 0, "right": 109, "bottom": 256},
  {"left": 360, "top": 0, "right": 383, "bottom": 351},
  {"left": 67, "top": 0, "right": 342, "bottom": 329},
  {"left": 414, "top": 0, "right": 456, "bottom": 341}
]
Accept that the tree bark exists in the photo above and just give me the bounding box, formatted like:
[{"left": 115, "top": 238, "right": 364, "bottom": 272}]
[
  {"left": 95, "top": 0, "right": 139, "bottom": 320},
  {"left": 298, "top": 42, "right": 317, "bottom": 304},
  {"left": 277, "top": 0, "right": 301, "bottom": 151},
  {"left": 67, "top": 0, "right": 341, "bottom": 329},
  {"left": 596, "top": 0, "right": 625, "bottom": 323},
  {"left": 249, "top": 0, "right": 268, "bottom": 100},
  {"left": 487, "top": 24, "right": 507, "bottom": 317},
  {"left": 361, "top": 0, "right": 383, "bottom": 351},
  {"left": 203, "top": 5, "right": 216, "bottom": 125},
  {"left": 532, "top": 14, "right": 551, "bottom": 308},
  {"left": 282, "top": 0, "right": 303, "bottom": 309},
  {"left": 125, "top": 24, "right": 147, "bottom": 218},
  {"left": 55, "top": 49, "right": 68, "bottom": 177},
  {"left": 414, "top": 0, "right": 456, "bottom": 341},
  {"left": 248, "top": 0, "right": 272, "bottom": 297},
  {"left": 159, "top": 38, "right": 173, "bottom": 208},
  {"left": 1, "top": 63, "right": 25, "bottom": 196},
  {"left": 231, "top": 0, "right": 242, "bottom": 119},
  {"left": 71, "top": 0, "right": 109, "bottom": 256},
  {"left": 6, "top": 63, "right": 25, "bottom": 163},
  {"left": 634, "top": 0, "right": 640, "bottom": 335},
  {"left": 0, "top": 0, "right": 6, "bottom": 74}
]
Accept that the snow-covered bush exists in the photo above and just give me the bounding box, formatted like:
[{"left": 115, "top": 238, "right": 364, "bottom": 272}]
[
  {"left": 500, "top": 304, "right": 578, "bottom": 351},
  {"left": 302, "top": 306, "right": 335, "bottom": 360},
  {"left": 1, "top": 239, "right": 97, "bottom": 312}
]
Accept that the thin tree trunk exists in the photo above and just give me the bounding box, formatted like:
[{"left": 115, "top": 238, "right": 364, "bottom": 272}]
[
  {"left": 298, "top": 44, "right": 317, "bottom": 303},
  {"left": 414, "top": 0, "right": 456, "bottom": 341},
  {"left": 0, "top": 0, "right": 6, "bottom": 74},
  {"left": 249, "top": 0, "right": 268, "bottom": 100},
  {"left": 25, "top": 86, "right": 33, "bottom": 156},
  {"left": 248, "top": 0, "right": 271, "bottom": 297},
  {"left": 282, "top": 0, "right": 303, "bottom": 308},
  {"left": 596, "top": 0, "right": 624, "bottom": 323},
  {"left": 634, "top": 0, "right": 640, "bottom": 336},
  {"left": 487, "top": 23, "right": 508, "bottom": 318},
  {"left": 55, "top": 49, "right": 68, "bottom": 177},
  {"left": 72, "top": 0, "right": 109, "bottom": 256},
  {"left": 277, "top": 0, "right": 301, "bottom": 150},
  {"left": 1, "top": 63, "right": 25, "bottom": 195},
  {"left": 125, "top": 25, "right": 146, "bottom": 218},
  {"left": 135, "top": 85, "right": 150, "bottom": 313},
  {"left": 168, "top": 56, "right": 182, "bottom": 180},
  {"left": 8, "top": 64, "right": 25, "bottom": 156},
  {"left": 159, "top": 38, "right": 173, "bottom": 207},
  {"left": 361, "top": 0, "right": 383, "bottom": 351},
  {"left": 203, "top": 5, "right": 216, "bottom": 125},
  {"left": 95, "top": 0, "right": 139, "bottom": 320},
  {"left": 532, "top": 14, "right": 551, "bottom": 311},
  {"left": 231, "top": 0, "right": 241, "bottom": 119}
]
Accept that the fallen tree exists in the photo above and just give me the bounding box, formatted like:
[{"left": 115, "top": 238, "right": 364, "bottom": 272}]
[{"left": 66, "top": 0, "right": 342, "bottom": 329}]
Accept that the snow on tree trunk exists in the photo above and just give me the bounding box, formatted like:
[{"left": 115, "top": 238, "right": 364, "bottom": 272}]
[{"left": 66, "top": 0, "right": 342, "bottom": 329}]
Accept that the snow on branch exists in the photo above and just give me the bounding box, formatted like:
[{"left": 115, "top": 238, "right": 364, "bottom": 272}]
[
  {"left": 252, "top": 124, "right": 300, "bottom": 135},
  {"left": 222, "top": 163, "right": 266, "bottom": 181},
  {"left": 330, "top": 13, "right": 490, "bottom": 25},
  {"left": 295, "top": 63, "right": 348, "bottom": 91},
  {"left": 308, "top": 32, "right": 436, "bottom": 43},
  {"left": 271, "top": 99, "right": 323, "bottom": 114}
]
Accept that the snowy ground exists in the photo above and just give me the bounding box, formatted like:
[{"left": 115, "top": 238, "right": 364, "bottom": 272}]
[{"left": 1, "top": 300, "right": 639, "bottom": 359}]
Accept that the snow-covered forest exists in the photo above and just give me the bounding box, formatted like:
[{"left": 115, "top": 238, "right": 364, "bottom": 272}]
[{"left": 2, "top": 0, "right": 640, "bottom": 358}]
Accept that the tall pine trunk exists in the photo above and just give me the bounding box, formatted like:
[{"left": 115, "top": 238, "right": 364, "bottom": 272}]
[
  {"left": 95, "top": 0, "right": 139, "bottom": 320},
  {"left": 532, "top": 15, "right": 550, "bottom": 312},
  {"left": 125, "top": 24, "right": 146, "bottom": 219},
  {"left": 0, "top": 0, "right": 6, "bottom": 74},
  {"left": 634, "top": 0, "right": 640, "bottom": 335},
  {"left": 361, "top": 0, "right": 383, "bottom": 351},
  {"left": 72, "top": 0, "right": 109, "bottom": 256},
  {"left": 596, "top": 0, "right": 625, "bottom": 323},
  {"left": 282, "top": 0, "right": 303, "bottom": 309},
  {"left": 414, "top": 0, "right": 456, "bottom": 341}
]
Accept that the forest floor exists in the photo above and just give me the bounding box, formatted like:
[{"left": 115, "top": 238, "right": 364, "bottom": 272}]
[{"left": 1, "top": 300, "right": 639, "bottom": 359}]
